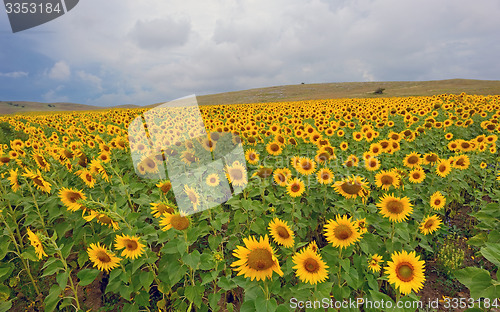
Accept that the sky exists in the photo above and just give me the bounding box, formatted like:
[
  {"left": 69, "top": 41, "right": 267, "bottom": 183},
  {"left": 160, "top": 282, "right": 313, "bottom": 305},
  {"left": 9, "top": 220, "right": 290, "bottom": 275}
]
[{"left": 1, "top": 0, "right": 499, "bottom": 107}]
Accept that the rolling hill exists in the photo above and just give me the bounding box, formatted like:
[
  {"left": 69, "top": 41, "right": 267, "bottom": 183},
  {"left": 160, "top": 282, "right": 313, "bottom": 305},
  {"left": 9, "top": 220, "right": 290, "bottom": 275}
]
[{"left": 2, "top": 78, "right": 500, "bottom": 115}]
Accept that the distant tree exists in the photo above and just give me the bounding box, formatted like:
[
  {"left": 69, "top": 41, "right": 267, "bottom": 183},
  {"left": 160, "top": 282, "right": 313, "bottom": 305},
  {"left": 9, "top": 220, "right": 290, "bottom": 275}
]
[{"left": 374, "top": 88, "right": 385, "bottom": 94}]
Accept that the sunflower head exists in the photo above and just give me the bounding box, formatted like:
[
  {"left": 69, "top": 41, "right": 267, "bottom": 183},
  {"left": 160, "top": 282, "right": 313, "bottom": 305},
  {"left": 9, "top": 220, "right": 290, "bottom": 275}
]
[
  {"left": 385, "top": 250, "right": 426, "bottom": 295},
  {"left": 231, "top": 235, "right": 283, "bottom": 281},
  {"left": 323, "top": 215, "right": 361, "bottom": 249},
  {"left": 114, "top": 234, "right": 145, "bottom": 260},
  {"left": 292, "top": 248, "right": 329, "bottom": 284},
  {"left": 268, "top": 218, "right": 294, "bottom": 248}
]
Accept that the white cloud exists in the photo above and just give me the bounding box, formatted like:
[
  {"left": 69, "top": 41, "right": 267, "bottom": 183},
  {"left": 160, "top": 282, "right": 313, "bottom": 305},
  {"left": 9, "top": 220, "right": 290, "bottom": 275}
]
[
  {"left": 0, "top": 71, "right": 28, "bottom": 78},
  {"left": 76, "top": 70, "right": 103, "bottom": 91},
  {"left": 48, "top": 61, "right": 70, "bottom": 80},
  {"left": 43, "top": 85, "right": 69, "bottom": 102},
  {"left": 128, "top": 17, "right": 191, "bottom": 50}
]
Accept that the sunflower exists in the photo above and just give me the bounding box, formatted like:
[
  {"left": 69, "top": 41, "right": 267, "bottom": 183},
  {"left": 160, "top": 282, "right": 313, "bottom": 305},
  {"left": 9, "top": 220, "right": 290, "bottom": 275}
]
[
  {"left": 83, "top": 210, "right": 120, "bottom": 230},
  {"left": 368, "top": 254, "right": 383, "bottom": 273},
  {"left": 374, "top": 170, "right": 400, "bottom": 191},
  {"left": 340, "top": 141, "right": 348, "bottom": 151},
  {"left": 344, "top": 154, "right": 359, "bottom": 167},
  {"left": 451, "top": 155, "right": 470, "bottom": 170},
  {"left": 266, "top": 141, "right": 283, "bottom": 156},
  {"left": 296, "top": 157, "right": 316, "bottom": 175},
  {"left": 8, "top": 168, "right": 20, "bottom": 192},
  {"left": 59, "top": 187, "right": 87, "bottom": 212},
  {"left": 245, "top": 149, "right": 260, "bottom": 165},
  {"left": 87, "top": 242, "right": 121, "bottom": 272},
  {"left": 316, "top": 168, "right": 334, "bottom": 185},
  {"left": 422, "top": 153, "right": 439, "bottom": 165},
  {"left": 286, "top": 178, "right": 305, "bottom": 198},
  {"left": 33, "top": 153, "right": 50, "bottom": 172},
  {"left": 0, "top": 155, "right": 11, "bottom": 166},
  {"left": 114, "top": 234, "right": 145, "bottom": 260},
  {"left": 480, "top": 162, "right": 487, "bottom": 169},
  {"left": 292, "top": 248, "right": 329, "bottom": 285},
  {"left": 184, "top": 185, "right": 200, "bottom": 211},
  {"left": 89, "top": 159, "right": 109, "bottom": 182},
  {"left": 435, "top": 159, "right": 452, "bottom": 178},
  {"left": 156, "top": 180, "right": 172, "bottom": 194},
  {"left": 268, "top": 218, "right": 294, "bottom": 247},
  {"left": 150, "top": 201, "right": 176, "bottom": 218},
  {"left": 408, "top": 168, "right": 426, "bottom": 184},
  {"left": 226, "top": 161, "right": 248, "bottom": 187},
  {"left": 140, "top": 156, "right": 158, "bottom": 174},
  {"left": 23, "top": 169, "right": 52, "bottom": 193},
  {"left": 430, "top": 191, "right": 446, "bottom": 210},
  {"left": 159, "top": 212, "right": 191, "bottom": 231},
  {"left": 332, "top": 175, "right": 370, "bottom": 200},
  {"left": 377, "top": 193, "right": 413, "bottom": 223},
  {"left": 324, "top": 215, "right": 361, "bottom": 249},
  {"left": 206, "top": 173, "right": 220, "bottom": 186},
  {"left": 419, "top": 215, "right": 442, "bottom": 235},
  {"left": 403, "top": 152, "right": 421, "bottom": 168},
  {"left": 364, "top": 157, "right": 380, "bottom": 171},
  {"left": 231, "top": 235, "right": 283, "bottom": 281},
  {"left": 273, "top": 168, "right": 292, "bottom": 187},
  {"left": 77, "top": 169, "right": 96, "bottom": 188},
  {"left": 355, "top": 218, "right": 368, "bottom": 234},
  {"left": 27, "top": 228, "right": 47, "bottom": 259},
  {"left": 385, "top": 250, "right": 425, "bottom": 295},
  {"left": 252, "top": 166, "right": 273, "bottom": 178},
  {"left": 181, "top": 150, "right": 198, "bottom": 165}
]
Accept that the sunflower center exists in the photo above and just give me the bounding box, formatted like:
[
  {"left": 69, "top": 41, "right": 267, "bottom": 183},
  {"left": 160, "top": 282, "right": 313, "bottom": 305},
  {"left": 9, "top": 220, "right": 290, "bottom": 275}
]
[
  {"left": 277, "top": 173, "right": 286, "bottom": 182},
  {"left": 96, "top": 250, "right": 111, "bottom": 263},
  {"left": 157, "top": 203, "right": 174, "bottom": 214},
  {"left": 424, "top": 220, "right": 434, "bottom": 229},
  {"left": 434, "top": 199, "right": 441, "bottom": 205},
  {"left": 321, "top": 173, "right": 330, "bottom": 180},
  {"left": 249, "top": 153, "right": 256, "bottom": 160},
  {"left": 334, "top": 224, "right": 353, "bottom": 240},
  {"left": 290, "top": 183, "right": 300, "bottom": 192},
  {"left": 229, "top": 168, "right": 243, "bottom": 180},
  {"left": 160, "top": 183, "right": 171, "bottom": 193},
  {"left": 407, "top": 156, "right": 419, "bottom": 164},
  {"left": 438, "top": 164, "right": 447, "bottom": 172},
  {"left": 247, "top": 248, "right": 274, "bottom": 271},
  {"left": 426, "top": 154, "right": 438, "bottom": 162},
  {"left": 187, "top": 191, "right": 198, "bottom": 205},
  {"left": 171, "top": 215, "right": 190, "bottom": 230},
  {"left": 456, "top": 158, "right": 464, "bottom": 166},
  {"left": 33, "top": 176, "right": 44, "bottom": 187},
  {"left": 396, "top": 263, "right": 414, "bottom": 282},
  {"left": 68, "top": 192, "right": 82, "bottom": 203},
  {"left": 381, "top": 175, "right": 394, "bottom": 185},
  {"left": 340, "top": 182, "right": 361, "bottom": 195},
  {"left": 146, "top": 159, "right": 156, "bottom": 169},
  {"left": 270, "top": 144, "right": 279, "bottom": 152},
  {"left": 304, "top": 258, "right": 319, "bottom": 273},
  {"left": 301, "top": 162, "right": 312, "bottom": 170},
  {"left": 386, "top": 200, "right": 404, "bottom": 214},
  {"left": 276, "top": 226, "right": 290, "bottom": 239},
  {"left": 412, "top": 172, "right": 421, "bottom": 179},
  {"left": 85, "top": 174, "right": 92, "bottom": 182},
  {"left": 125, "top": 240, "right": 138, "bottom": 251}
]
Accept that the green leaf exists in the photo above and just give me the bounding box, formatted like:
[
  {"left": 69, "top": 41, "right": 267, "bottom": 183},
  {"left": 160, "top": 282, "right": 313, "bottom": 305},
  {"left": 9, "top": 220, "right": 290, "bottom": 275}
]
[
  {"left": 182, "top": 250, "right": 201, "bottom": 269},
  {"left": 255, "top": 297, "right": 277, "bottom": 312},
  {"left": 42, "top": 259, "right": 64, "bottom": 277},
  {"left": 0, "top": 239, "right": 10, "bottom": 261},
  {"left": 239, "top": 300, "right": 255, "bottom": 312},
  {"left": 0, "top": 300, "right": 12, "bottom": 312},
  {"left": 140, "top": 270, "right": 155, "bottom": 289},
  {"left": 44, "top": 285, "right": 62, "bottom": 312},
  {"left": 185, "top": 285, "right": 204, "bottom": 308},
  {"left": 454, "top": 267, "right": 499, "bottom": 299},
  {"left": 481, "top": 243, "right": 500, "bottom": 268},
  {"left": 77, "top": 269, "right": 100, "bottom": 287},
  {"left": 208, "top": 292, "right": 221, "bottom": 311},
  {"left": 218, "top": 276, "right": 236, "bottom": 291},
  {"left": 56, "top": 271, "right": 69, "bottom": 290}
]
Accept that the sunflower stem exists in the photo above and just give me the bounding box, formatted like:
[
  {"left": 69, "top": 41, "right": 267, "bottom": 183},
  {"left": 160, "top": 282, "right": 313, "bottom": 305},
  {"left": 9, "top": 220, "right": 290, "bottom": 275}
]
[
  {"left": 27, "top": 183, "right": 48, "bottom": 235},
  {"left": 337, "top": 248, "right": 342, "bottom": 287},
  {"left": 50, "top": 239, "right": 82, "bottom": 310},
  {"left": 0, "top": 213, "right": 41, "bottom": 296}
]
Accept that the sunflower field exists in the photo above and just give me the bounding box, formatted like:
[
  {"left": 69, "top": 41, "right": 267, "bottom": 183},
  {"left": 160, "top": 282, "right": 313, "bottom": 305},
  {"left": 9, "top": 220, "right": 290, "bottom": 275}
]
[{"left": 0, "top": 93, "right": 500, "bottom": 311}]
